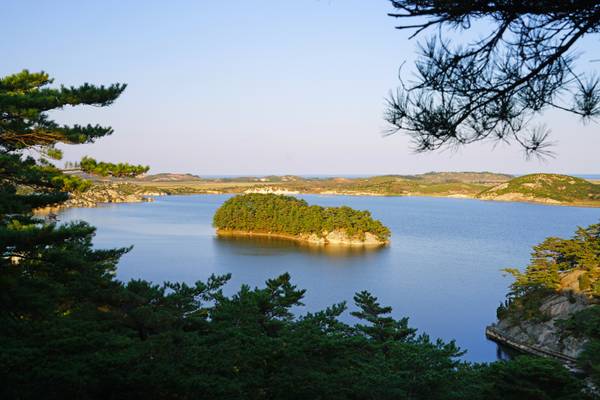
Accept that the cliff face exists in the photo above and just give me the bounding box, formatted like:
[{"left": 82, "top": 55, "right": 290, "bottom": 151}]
[
  {"left": 488, "top": 265, "right": 600, "bottom": 363},
  {"left": 216, "top": 229, "right": 388, "bottom": 247},
  {"left": 490, "top": 293, "right": 591, "bottom": 360}
]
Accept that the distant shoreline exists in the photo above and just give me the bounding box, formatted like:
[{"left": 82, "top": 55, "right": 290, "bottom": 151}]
[
  {"left": 128, "top": 172, "right": 600, "bottom": 208},
  {"left": 49, "top": 186, "right": 600, "bottom": 211},
  {"left": 50, "top": 172, "right": 600, "bottom": 210},
  {"left": 198, "top": 189, "right": 600, "bottom": 208}
]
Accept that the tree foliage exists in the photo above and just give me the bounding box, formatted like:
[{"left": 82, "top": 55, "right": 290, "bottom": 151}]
[
  {"left": 385, "top": 1, "right": 600, "bottom": 156},
  {"left": 468, "top": 356, "right": 584, "bottom": 400},
  {"left": 499, "top": 222, "right": 600, "bottom": 388},
  {"left": 0, "top": 70, "right": 124, "bottom": 214},
  {"left": 0, "top": 70, "right": 125, "bottom": 151},
  {"left": 558, "top": 305, "right": 600, "bottom": 386},
  {"left": 503, "top": 222, "right": 600, "bottom": 298},
  {"left": 79, "top": 156, "right": 150, "bottom": 178},
  {"left": 0, "top": 69, "right": 128, "bottom": 396},
  {"left": 213, "top": 193, "right": 391, "bottom": 241},
  {"left": 3, "top": 266, "right": 586, "bottom": 400}
]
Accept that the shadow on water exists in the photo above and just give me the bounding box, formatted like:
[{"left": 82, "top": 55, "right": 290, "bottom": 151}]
[{"left": 213, "top": 234, "right": 389, "bottom": 259}]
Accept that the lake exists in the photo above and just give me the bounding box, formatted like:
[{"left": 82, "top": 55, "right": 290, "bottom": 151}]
[{"left": 59, "top": 194, "right": 600, "bottom": 362}]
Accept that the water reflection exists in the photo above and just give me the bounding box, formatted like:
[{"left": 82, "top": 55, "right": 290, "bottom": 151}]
[{"left": 213, "top": 234, "right": 389, "bottom": 259}]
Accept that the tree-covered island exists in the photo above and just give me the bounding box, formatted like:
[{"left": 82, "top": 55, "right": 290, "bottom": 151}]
[{"left": 213, "top": 193, "right": 390, "bottom": 246}]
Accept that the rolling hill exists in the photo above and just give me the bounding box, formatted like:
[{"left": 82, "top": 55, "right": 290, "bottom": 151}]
[{"left": 478, "top": 174, "right": 600, "bottom": 205}]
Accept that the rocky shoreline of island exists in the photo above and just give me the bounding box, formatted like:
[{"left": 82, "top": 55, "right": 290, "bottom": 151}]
[
  {"left": 484, "top": 222, "right": 600, "bottom": 386},
  {"left": 216, "top": 228, "right": 388, "bottom": 247},
  {"left": 486, "top": 291, "right": 594, "bottom": 366}
]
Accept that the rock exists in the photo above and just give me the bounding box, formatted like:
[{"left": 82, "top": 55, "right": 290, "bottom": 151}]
[
  {"left": 244, "top": 187, "right": 300, "bottom": 195},
  {"left": 560, "top": 270, "right": 586, "bottom": 291},
  {"left": 492, "top": 293, "right": 592, "bottom": 360},
  {"left": 33, "top": 184, "right": 166, "bottom": 214},
  {"left": 216, "top": 229, "right": 388, "bottom": 247},
  {"left": 324, "top": 230, "right": 385, "bottom": 246}
]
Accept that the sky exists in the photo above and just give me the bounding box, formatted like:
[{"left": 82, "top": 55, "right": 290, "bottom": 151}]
[{"left": 2, "top": 0, "right": 599, "bottom": 176}]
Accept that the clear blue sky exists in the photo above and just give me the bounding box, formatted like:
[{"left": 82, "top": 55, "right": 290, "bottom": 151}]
[{"left": 2, "top": 0, "right": 599, "bottom": 175}]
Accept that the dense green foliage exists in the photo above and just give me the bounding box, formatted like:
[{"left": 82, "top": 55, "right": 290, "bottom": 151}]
[
  {"left": 0, "top": 70, "right": 588, "bottom": 399},
  {"left": 498, "top": 222, "right": 600, "bottom": 323},
  {"left": 3, "top": 267, "right": 586, "bottom": 400},
  {"left": 498, "top": 222, "right": 600, "bottom": 387},
  {"left": 558, "top": 305, "right": 600, "bottom": 385},
  {"left": 479, "top": 174, "right": 600, "bottom": 203},
  {"left": 502, "top": 222, "right": 600, "bottom": 300},
  {"left": 0, "top": 70, "right": 121, "bottom": 214},
  {"left": 79, "top": 156, "right": 150, "bottom": 177},
  {"left": 213, "top": 193, "right": 391, "bottom": 241}
]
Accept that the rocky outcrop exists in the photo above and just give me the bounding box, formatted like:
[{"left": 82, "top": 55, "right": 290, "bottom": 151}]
[
  {"left": 244, "top": 187, "right": 300, "bottom": 195},
  {"left": 487, "top": 293, "right": 591, "bottom": 361},
  {"left": 34, "top": 184, "right": 166, "bottom": 214},
  {"left": 487, "top": 266, "right": 600, "bottom": 364},
  {"left": 216, "top": 229, "right": 388, "bottom": 247},
  {"left": 320, "top": 190, "right": 382, "bottom": 196},
  {"left": 478, "top": 192, "right": 562, "bottom": 204}
]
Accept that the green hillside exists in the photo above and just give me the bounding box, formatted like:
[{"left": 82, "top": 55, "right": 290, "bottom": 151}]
[{"left": 478, "top": 174, "right": 600, "bottom": 204}]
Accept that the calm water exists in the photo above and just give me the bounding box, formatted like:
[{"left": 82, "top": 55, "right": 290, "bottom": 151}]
[{"left": 59, "top": 195, "right": 599, "bottom": 362}]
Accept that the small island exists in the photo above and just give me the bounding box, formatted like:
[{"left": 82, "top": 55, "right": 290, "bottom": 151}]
[{"left": 213, "top": 193, "right": 390, "bottom": 246}]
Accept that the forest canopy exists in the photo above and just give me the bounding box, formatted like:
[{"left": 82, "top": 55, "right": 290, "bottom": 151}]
[{"left": 213, "top": 193, "right": 391, "bottom": 241}]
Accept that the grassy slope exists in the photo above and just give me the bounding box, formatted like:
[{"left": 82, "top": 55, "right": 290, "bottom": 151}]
[{"left": 478, "top": 174, "right": 600, "bottom": 204}]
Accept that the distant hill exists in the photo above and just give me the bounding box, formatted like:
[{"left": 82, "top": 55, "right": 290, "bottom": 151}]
[
  {"left": 124, "top": 172, "right": 515, "bottom": 198},
  {"left": 217, "top": 175, "right": 303, "bottom": 183},
  {"left": 412, "top": 171, "right": 513, "bottom": 184},
  {"left": 478, "top": 174, "right": 600, "bottom": 205},
  {"left": 138, "top": 173, "right": 203, "bottom": 182},
  {"left": 136, "top": 172, "right": 511, "bottom": 185},
  {"left": 74, "top": 171, "right": 600, "bottom": 207}
]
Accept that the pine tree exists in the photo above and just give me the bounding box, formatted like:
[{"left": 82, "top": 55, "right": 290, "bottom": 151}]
[
  {"left": 351, "top": 290, "right": 416, "bottom": 343},
  {"left": 0, "top": 69, "right": 128, "bottom": 347}
]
